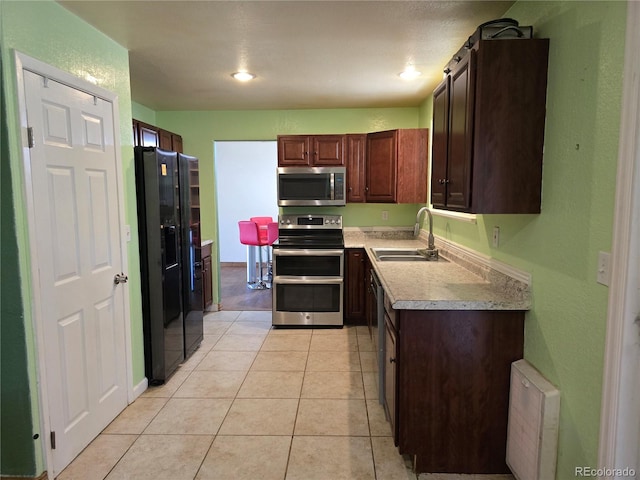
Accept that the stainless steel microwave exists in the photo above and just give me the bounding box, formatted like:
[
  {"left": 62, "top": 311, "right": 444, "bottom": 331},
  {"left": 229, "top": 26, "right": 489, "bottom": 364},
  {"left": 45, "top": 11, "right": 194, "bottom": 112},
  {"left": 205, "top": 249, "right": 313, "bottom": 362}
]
[{"left": 277, "top": 166, "right": 346, "bottom": 206}]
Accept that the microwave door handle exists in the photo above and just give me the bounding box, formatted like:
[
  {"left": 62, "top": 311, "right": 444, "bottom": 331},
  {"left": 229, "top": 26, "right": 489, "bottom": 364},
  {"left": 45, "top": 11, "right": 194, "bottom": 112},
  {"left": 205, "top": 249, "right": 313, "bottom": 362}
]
[{"left": 330, "top": 173, "right": 335, "bottom": 200}]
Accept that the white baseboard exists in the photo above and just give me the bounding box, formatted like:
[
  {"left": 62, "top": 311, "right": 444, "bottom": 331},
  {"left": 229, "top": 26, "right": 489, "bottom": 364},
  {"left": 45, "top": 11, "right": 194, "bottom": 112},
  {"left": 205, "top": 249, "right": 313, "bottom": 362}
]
[{"left": 131, "top": 377, "right": 148, "bottom": 402}]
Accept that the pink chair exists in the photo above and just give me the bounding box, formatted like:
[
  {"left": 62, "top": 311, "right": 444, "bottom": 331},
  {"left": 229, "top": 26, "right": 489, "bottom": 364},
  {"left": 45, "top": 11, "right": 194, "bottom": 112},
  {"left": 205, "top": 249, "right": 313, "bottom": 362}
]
[
  {"left": 250, "top": 217, "right": 278, "bottom": 282},
  {"left": 238, "top": 220, "right": 278, "bottom": 289},
  {"left": 250, "top": 216, "right": 273, "bottom": 244}
]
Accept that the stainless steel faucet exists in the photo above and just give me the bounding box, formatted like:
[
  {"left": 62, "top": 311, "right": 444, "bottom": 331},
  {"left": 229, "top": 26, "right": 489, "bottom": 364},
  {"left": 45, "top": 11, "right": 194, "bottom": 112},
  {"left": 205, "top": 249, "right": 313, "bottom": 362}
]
[{"left": 414, "top": 206, "right": 437, "bottom": 256}]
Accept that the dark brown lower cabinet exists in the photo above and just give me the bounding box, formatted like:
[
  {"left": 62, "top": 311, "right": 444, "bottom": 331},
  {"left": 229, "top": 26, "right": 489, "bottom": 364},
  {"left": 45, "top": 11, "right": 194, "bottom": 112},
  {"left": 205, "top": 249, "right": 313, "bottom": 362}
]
[
  {"left": 387, "top": 309, "right": 524, "bottom": 474},
  {"left": 384, "top": 313, "right": 397, "bottom": 440},
  {"left": 202, "top": 242, "right": 213, "bottom": 310},
  {"left": 344, "top": 248, "right": 367, "bottom": 325},
  {"left": 365, "top": 261, "right": 375, "bottom": 337}
]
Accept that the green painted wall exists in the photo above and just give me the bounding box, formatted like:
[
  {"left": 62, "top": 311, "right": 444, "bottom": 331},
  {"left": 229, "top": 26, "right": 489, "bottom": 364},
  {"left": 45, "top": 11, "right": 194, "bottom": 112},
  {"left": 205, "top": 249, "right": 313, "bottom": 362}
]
[
  {"left": 0, "top": 44, "right": 37, "bottom": 477},
  {"left": 0, "top": 0, "right": 145, "bottom": 475},
  {"left": 157, "top": 108, "right": 422, "bottom": 240},
  {"left": 427, "top": 2, "right": 626, "bottom": 477},
  {"left": 132, "top": 100, "right": 157, "bottom": 125},
  {"left": 149, "top": 20, "right": 631, "bottom": 477},
  {"left": 0, "top": 0, "right": 629, "bottom": 477},
  {"left": 156, "top": 108, "right": 425, "bottom": 303}
]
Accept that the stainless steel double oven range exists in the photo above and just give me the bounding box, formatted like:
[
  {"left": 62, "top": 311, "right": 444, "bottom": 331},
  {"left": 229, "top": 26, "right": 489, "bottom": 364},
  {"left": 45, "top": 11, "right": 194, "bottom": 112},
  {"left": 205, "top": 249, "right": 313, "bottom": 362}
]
[{"left": 271, "top": 214, "right": 344, "bottom": 327}]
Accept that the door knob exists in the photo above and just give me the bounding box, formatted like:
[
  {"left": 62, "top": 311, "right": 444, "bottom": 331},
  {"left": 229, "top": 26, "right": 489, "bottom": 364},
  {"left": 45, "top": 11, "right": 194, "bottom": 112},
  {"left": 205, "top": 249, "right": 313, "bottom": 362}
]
[{"left": 114, "top": 272, "right": 129, "bottom": 285}]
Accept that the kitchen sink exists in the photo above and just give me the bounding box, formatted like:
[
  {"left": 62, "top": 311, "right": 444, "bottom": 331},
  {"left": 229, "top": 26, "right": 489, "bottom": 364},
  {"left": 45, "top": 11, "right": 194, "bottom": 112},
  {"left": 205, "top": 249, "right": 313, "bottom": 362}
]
[{"left": 372, "top": 248, "right": 447, "bottom": 262}]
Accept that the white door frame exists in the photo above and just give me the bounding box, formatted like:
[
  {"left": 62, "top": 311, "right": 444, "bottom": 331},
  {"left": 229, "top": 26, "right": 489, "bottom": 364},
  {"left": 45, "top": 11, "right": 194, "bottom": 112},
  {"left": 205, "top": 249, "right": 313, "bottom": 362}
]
[
  {"left": 13, "top": 51, "right": 134, "bottom": 478},
  {"left": 598, "top": 1, "right": 640, "bottom": 476}
]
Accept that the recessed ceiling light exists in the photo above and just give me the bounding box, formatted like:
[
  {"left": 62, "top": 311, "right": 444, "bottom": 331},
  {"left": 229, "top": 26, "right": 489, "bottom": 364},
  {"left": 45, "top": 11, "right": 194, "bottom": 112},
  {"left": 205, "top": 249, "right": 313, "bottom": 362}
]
[
  {"left": 231, "top": 71, "right": 256, "bottom": 82},
  {"left": 399, "top": 67, "right": 422, "bottom": 80}
]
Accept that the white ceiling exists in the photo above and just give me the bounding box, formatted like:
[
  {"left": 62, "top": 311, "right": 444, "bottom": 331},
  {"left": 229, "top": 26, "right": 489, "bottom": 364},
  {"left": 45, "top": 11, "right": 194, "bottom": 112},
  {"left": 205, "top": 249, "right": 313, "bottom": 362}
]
[{"left": 57, "top": 0, "right": 514, "bottom": 111}]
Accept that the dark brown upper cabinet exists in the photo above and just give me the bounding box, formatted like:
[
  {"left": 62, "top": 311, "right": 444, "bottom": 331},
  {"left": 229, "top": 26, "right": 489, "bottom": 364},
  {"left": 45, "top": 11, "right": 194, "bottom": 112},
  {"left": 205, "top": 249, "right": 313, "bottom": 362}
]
[
  {"left": 431, "top": 38, "right": 550, "bottom": 213},
  {"left": 366, "top": 129, "right": 428, "bottom": 204},
  {"left": 133, "top": 119, "right": 183, "bottom": 153},
  {"left": 159, "top": 129, "right": 183, "bottom": 153},
  {"left": 277, "top": 135, "right": 345, "bottom": 166},
  {"left": 134, "top": 120, "right": 159, "bottom": 147},
  {"left": 278, "top": 129, "right": 427, "bottom": 203},
  {"left": 346, "top": 134, "right": 367, "bottom": 203}
]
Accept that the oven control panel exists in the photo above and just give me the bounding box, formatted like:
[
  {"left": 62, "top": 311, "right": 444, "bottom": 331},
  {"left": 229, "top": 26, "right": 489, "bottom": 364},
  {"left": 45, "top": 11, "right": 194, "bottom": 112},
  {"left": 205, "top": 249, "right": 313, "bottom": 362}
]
[{"left": 279, "top": 214, "right": 342, "bottom": 229}]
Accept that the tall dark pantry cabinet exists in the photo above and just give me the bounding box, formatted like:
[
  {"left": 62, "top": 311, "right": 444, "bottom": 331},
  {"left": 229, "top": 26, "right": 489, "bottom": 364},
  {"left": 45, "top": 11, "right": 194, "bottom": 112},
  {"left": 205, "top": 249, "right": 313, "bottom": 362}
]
[{"left": 134, "top": 147, "right": 203, "bottom": 384}]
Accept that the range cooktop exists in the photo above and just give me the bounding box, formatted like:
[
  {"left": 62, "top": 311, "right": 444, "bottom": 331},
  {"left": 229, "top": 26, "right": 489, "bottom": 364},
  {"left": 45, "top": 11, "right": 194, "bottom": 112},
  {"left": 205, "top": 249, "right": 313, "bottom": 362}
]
[{"left": 274, "top": 214, "right": 344, "bottom": 249}]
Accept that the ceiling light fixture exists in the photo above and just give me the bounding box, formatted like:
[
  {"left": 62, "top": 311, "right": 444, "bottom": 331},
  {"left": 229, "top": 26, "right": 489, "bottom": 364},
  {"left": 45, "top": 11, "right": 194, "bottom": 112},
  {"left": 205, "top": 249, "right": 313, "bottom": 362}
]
[
  {"left": 231, "top": 71, "right": 256, "bottom": 82},
  {"left": 399, "top": 67, "right": 422, "bottom": 80}
]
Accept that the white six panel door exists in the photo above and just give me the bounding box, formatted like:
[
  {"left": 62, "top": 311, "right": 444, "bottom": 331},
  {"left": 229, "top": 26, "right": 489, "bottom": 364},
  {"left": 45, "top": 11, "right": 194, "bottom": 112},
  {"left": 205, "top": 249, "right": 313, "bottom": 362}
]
[{"left": 23, "top": 70, "right": 128, "bottom": 476}]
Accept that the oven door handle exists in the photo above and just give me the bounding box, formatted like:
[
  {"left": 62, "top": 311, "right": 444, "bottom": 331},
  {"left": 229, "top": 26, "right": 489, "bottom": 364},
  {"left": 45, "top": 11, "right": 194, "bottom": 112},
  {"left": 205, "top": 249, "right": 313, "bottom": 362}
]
[
  {"left": 272, "top": 277, "right": 343, "bottom": 285},
  {"left": 273, "top": 249, "right": 344, "bottom": 256}
]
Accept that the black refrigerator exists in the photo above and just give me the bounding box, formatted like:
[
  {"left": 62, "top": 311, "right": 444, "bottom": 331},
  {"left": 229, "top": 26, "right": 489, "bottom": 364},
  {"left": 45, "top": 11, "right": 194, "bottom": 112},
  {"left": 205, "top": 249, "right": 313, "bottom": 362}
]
[
  {"left": 134, "top": 147, "right": 203, "bottom": 384},
  {"left": 178, "top": 152, "right": 204, "bottom": 360}
]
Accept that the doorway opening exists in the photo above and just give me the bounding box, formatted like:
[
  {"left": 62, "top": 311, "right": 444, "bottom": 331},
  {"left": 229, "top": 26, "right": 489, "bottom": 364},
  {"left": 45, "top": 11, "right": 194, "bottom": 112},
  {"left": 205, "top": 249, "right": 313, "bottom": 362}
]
[{"left": 214, "top": 141, "right": 278, "bottom": 311}]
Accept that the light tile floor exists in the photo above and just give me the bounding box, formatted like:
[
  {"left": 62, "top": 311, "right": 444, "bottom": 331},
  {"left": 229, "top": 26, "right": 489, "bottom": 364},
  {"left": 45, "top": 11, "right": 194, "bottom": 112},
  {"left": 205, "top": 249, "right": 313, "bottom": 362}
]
[{"left": 57, "top": 310, "right": 515, "bottom": 480}]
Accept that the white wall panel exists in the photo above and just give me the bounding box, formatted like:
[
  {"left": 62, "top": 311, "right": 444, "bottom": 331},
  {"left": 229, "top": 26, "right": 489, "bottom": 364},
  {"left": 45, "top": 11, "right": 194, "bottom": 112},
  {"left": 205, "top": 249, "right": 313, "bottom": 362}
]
[{"left": 214, "top": 141, "right": 278, "bottom": 262}]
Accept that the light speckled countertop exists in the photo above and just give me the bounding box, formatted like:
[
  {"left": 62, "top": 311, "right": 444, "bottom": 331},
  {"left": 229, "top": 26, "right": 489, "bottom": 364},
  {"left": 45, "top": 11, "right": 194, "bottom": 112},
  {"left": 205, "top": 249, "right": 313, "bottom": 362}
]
[{"left": 344, "top": 229, "right": 531, "bottom": 311}]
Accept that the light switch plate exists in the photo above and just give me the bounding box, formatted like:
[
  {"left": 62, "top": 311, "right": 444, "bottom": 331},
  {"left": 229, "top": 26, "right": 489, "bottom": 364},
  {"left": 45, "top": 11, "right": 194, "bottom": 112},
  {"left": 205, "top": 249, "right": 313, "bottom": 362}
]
[
  {"left": 597, "top": 251, "right": 611, "bottom": 286},
  {"left": 492, "top": 226, "right": 500, "bottom": 248}
]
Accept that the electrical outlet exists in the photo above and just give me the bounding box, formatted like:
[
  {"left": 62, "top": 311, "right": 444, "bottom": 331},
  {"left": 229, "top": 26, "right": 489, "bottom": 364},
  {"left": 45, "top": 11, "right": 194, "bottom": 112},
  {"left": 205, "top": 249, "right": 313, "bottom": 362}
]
[
  {"left": 492, "top": 226, "right": 500, "bottom": 248},
  {"left": 382, "top": 210, "right": 389, "bottom": 221},
  {"left": 597, "top": 251, "right": 611, "bottom": 286}
]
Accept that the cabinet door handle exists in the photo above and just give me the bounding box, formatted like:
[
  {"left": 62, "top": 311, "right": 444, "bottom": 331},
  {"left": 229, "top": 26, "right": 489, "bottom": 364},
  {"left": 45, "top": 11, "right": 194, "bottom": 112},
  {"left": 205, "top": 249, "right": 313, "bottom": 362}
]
[
  {"left": 389, "top": 357, "right": 396, "bottom": 364},
  {"left": 439, "top": 179, "right": 450, "bottom": 185}
]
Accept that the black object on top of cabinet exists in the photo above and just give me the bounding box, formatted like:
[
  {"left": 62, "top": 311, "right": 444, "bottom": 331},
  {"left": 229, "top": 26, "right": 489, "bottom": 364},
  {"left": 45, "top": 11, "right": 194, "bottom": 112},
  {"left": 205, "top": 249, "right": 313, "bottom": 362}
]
[
  {"left": 444, "top": 19, "right": 533, "bottom": 75},
  {"left": 178, "top": 153, "right": 203, "bottom": 360},
  {"left": 431, "top": 37, "right": 549, "bottom": 214},
  {"left": 466, "top": 18, "right": 532, "bottom": 53}
]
